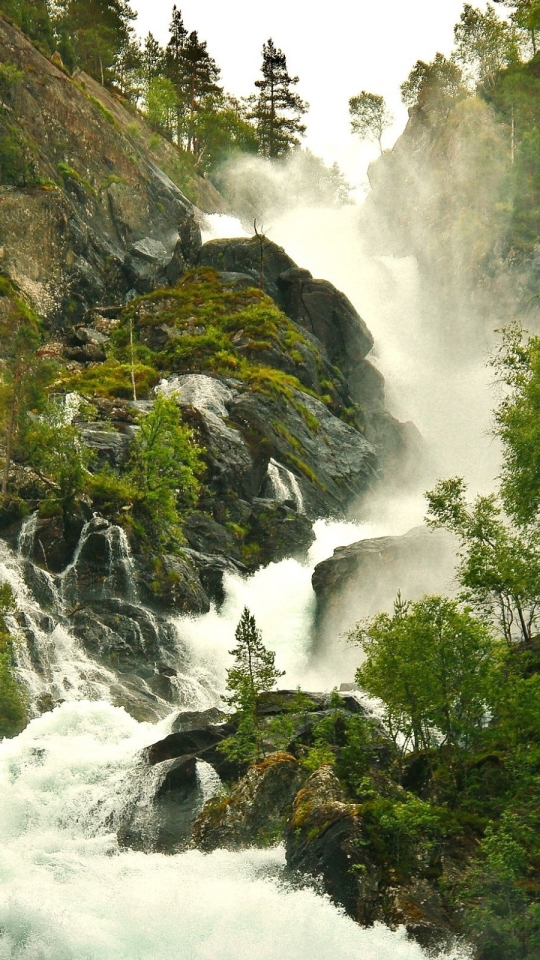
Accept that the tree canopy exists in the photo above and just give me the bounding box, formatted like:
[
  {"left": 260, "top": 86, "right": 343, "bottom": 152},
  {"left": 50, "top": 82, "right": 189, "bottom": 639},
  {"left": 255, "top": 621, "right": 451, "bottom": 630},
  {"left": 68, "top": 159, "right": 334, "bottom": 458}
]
[{"left": 349, "top": 91, "right": 393, "bottom": 152}]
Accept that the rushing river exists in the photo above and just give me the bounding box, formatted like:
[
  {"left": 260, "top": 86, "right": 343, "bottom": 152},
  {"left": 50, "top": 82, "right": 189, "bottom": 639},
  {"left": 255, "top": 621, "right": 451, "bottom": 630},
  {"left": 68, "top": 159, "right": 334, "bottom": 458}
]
[{"left": 0, "top": 701, "right": 470, "bottom": 960}]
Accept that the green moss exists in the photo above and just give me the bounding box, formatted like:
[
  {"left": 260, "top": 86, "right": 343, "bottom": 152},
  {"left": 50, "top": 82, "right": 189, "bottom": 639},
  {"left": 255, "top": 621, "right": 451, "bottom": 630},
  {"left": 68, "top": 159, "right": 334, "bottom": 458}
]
[
  {"left": 115, "top": 270, "right": 325, "bottom": 406},
  {"left": 57, "top": 162, "right": 96, "bottom": 197},
  {"left": 88, "top": 95, "right": 117, "bottom": 128},
  {"left": 61, "top": 359, "right": 159, "bottom": 400},
  {"left": 99, "top": 174, "right": 127, "bottom": 193},
  {"left": 285, "top": 453, "right": 319, "bottom": 485}
]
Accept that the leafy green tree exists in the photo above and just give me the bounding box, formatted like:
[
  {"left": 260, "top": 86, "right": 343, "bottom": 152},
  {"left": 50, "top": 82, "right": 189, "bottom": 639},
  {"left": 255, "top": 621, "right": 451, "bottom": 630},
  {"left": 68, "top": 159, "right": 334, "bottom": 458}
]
[
  {"left": 491, "top": 322, "right": 540, "bottom": 524},
  {"left": 251, "top": 38, "right": 308, "bottom": 158},
  {"left": 495, "top": 0, "right": 540, "bottom": 54},
  {"left": 401, "top": 52, "right": 467, "bottom": 117},
  {"left": 426, "top": 477, "right": 540, "bottom": 644},
  {"left": 219, "top": 607, "right": 285, "bottom": 764},
  {"left": 24, "top": 396, "right": 95, "bottom": 522},
  {"left": 350, "top": 593, "right": 495, "bottom": 751},
  {"left": 0, "top": 582, "right": 27, "bottom": 738},
  {"left": 144, "top": 75, "right": 178, "bottom": 140},
  {"left": 349, "top": 91, "right": 393, "bottom": 153},
  {"left": 127, "top": 395, "right": 203, "bottom": 538},
  {"left": 454, "top": 3, "right": 519, "bottom": 86},
  {"left": 164, "top": 4, "right": 188, "bottom": 144}
]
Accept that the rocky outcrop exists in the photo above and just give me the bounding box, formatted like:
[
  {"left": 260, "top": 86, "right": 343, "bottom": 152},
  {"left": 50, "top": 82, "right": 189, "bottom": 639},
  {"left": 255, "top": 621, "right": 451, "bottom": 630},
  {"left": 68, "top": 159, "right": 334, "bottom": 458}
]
[
  {"left": 0, "top": 16, "right": 206, "bottom": 326},
  {"left": 193, "top": 753, "right": 305, "bottom": 851},
  {"left": 197, "top": 238, "right": 423, "bottom": 479},
  {"left": 285, "top": 766, "right": 454, "bottom": 950},
  {"left": 312, "top": 526, "right": 457, "bottom": 651}
]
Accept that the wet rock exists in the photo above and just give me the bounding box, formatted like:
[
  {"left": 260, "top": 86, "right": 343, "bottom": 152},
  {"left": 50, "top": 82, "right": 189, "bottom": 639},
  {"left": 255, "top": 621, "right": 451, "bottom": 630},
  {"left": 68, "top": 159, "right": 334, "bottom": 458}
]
[
  {"left": 244, "top": 499, "right": 315, "bottom": 567},
  {"left": 180, "top": 548, "right": 245, "bottom": 605},
  {"left": 0, "top": 17, "right": 204, "bottom": 325},
  {"left": 183, "top": 511, "right": 241, "bottom": 561},
  {"left": 193, "top": 753, "right": 306, "bottom": 851},
  {"left": 285, "top": 766, "right": 378, "bottom": 922},
  {"left": 228, "top": 388, "right": 377, "bottom": 517},
  {"left": 81, "top": 424, "right": 130, "bottom": 468},
  {"left": 135, "top": 553, "right": 210, "bottom": 615},
  {"left": 117, "top": 753, "right": 207, "bottom": 853},
  {"left": 171, "top": 707, "right": 228, "bottom": 733},
  {"left": 311, "top": 525, "right": 457, "bottom": 649}
]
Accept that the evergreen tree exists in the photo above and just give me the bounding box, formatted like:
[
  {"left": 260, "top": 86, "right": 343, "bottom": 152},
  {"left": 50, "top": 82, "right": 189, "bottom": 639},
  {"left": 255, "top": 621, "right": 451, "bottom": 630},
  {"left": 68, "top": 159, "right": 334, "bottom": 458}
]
[
  {"left": 219, "top": 607, "right": 285, "bottom": 763},
  {"left": 251, "top": 39, "right": 308, "bottom": 158},
  {"left": 141, "top": 31, "right": 166, "bottom": 89},
  {"left": 53, "top": 0, "right": 137, "bottom": 86},
  {"left": 349, "top": 91, "right": 393, "bottom": 153},
  {"left": 181, "top": 30, "right": 222, "bottom": 154},
  {"left": 165, "top": 4, "right": 188, "bottom": 144},
  {"left": 1, "top": 0, "right": 54, "bottom": 52}
]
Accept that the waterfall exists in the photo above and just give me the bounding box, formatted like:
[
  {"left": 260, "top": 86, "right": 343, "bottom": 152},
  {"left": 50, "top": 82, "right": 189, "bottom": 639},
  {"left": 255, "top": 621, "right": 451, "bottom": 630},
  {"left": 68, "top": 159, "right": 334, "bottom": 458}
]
[{"left": 267, "top": 458, "right": 305, "bottom": 513}]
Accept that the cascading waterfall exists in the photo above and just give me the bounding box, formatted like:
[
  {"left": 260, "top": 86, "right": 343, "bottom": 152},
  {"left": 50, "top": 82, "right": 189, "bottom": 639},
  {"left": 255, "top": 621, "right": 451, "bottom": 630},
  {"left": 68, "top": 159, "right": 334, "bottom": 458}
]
[
  {"left": 267, "top": 458, "right": 305, "bottom": 513},
  {"left": 0, "top": 209, "right": 479, "bottom": 960}
]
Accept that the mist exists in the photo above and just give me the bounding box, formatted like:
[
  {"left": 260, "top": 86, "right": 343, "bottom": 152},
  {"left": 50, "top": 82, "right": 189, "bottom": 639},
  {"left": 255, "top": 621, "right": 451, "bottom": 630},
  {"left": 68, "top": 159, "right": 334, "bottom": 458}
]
[{"left": 196, "top": 144, "right": 520, "bottom": 687}]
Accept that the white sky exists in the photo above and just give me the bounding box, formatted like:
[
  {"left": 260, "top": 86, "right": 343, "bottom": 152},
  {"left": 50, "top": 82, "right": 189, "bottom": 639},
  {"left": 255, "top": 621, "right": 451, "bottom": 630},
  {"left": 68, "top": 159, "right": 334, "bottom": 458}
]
[{"left": 131, "top": 0, "right": 493, "bottom": 185}]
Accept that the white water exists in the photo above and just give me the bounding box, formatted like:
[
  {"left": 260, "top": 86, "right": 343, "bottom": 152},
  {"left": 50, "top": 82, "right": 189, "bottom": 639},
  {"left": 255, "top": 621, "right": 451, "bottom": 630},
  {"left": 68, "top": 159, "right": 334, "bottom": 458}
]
[
  {"left": 0, "top": 702, "right": 468, "bottom": 960},
  {"left": 267, "top": 458, "right": 305, "bottom": 513}
]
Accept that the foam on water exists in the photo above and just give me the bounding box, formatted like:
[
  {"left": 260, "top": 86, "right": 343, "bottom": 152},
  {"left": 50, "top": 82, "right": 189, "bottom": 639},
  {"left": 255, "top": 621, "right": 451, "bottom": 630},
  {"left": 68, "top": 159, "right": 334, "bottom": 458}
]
[{"left": 0, "top": 702, "right": 468, "bottom": 960}]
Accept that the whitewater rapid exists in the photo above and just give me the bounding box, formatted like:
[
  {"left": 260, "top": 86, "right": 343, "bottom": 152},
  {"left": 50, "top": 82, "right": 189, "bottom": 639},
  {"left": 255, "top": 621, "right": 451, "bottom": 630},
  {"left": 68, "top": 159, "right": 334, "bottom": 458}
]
[{"left": 0, "top": 701, "right": 468, "bottom": 960}]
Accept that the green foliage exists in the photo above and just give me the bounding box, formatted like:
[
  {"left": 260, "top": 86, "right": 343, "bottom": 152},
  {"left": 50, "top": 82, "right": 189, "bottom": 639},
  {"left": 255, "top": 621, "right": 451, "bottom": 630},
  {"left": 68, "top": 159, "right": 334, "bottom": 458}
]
[
  {"left": 218, "top": 607, "right": 285, "bottom": 764},
  {"left": 426, "top": 475, "right": 540, "bottom": 644},
  {"left": 401, "top": 52, "right": 467, "bottom": 117},
  {"left": 0, "top": 582, "right": 27, "bottom": 738},
  {"left": 250, "top": 38, "right": 307, "bottom": 157},
  {"left": 61, "top": 358, "right": 159, "bottom": 400},
  {"left": 350, "top": 593, "right": 495, "bottom": 751},
  {"left": 492, "top": 323, "right": 540, "bottom": 524},
  {"left": 349, "top": 91, "right": 393, "bottom": 152},
  {"left": 454, "top": 3, "right": 519, "bottom": 86},
  {"left": 460, "top": 810, "right": 540, "bottom": 959},
  {"left": 24, "top": 396, "right": 95, "bottom": 517},
  {"left": 126, "top": 395, "right": 203, "bottom": 540}
]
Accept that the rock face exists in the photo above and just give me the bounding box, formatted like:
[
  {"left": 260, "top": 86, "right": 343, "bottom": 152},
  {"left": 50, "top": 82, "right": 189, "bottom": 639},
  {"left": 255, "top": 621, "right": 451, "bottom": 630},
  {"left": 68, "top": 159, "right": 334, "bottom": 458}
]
[
  {"left": 285, "top": 766, "right": 454, "bottom": 949},
  {"left": 0, "top": 16, "right": 206, "bottom": 326},
  {"left": 197, "top": 238, "right": 423, "bottom": 477},
  {"left": 311, "top": 526, "right": 457, "bottom": 652},
  {"left": 193, "top": 753, "right": 305, "bottom": 851}
]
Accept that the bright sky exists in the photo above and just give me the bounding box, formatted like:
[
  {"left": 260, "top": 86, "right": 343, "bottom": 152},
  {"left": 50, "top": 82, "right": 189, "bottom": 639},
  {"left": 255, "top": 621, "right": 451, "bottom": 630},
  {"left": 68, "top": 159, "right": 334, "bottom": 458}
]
[{"left": 131, "top": 0, "right": 494, "bottom": 185}]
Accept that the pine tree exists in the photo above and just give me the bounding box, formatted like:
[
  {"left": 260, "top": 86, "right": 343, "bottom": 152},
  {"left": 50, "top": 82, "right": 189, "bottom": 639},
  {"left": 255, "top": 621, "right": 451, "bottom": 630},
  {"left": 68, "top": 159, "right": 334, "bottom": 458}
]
[
  {"left": 251, "top": 39, "right": 308, "bottom": 158},
  {"left": 219, "top": 607, "right": 285, "bottom": 763},
  {"left": 181, "top": 30, "right": 222, "bottom": 154},
  {"left": 165, "top": 4, "right": 188, "bottom": 144}
]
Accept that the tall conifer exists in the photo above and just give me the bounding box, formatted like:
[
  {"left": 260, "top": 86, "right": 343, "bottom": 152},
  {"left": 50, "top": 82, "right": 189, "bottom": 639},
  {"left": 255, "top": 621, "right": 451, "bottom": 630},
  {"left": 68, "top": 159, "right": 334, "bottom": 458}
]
[{"left": 252, "top": 39, "right": 308, "bottom": 158}]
